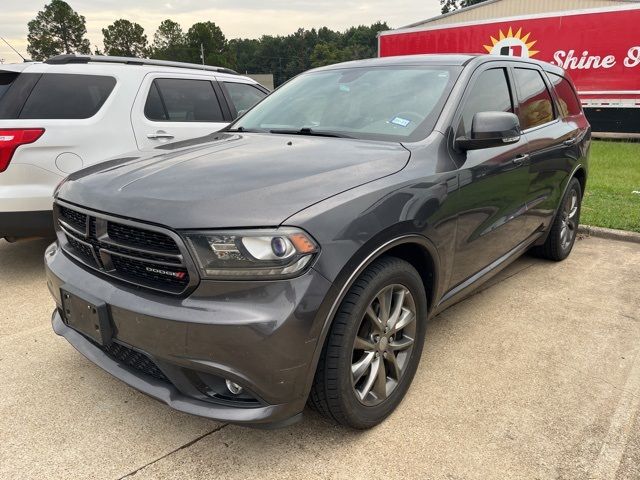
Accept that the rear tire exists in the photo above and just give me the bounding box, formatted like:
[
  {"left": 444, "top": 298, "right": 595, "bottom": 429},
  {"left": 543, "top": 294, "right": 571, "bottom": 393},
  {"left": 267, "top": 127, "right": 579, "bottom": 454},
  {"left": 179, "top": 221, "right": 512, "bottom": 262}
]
[
  {"left": 309, "top": 256, "right": 427, "bottom": 428},
  {"left": 532, "top": 177, "right": 582, "bottom": 261}
]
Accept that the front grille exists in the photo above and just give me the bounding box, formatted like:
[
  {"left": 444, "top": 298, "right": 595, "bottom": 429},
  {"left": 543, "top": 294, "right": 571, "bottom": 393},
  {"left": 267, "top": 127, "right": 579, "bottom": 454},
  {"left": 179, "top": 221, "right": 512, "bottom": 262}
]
[
  {"left": 107, "top": 222, "right": 180, "bottom": 254},
  {"left": 111, "top": 255, "right": 188, "bottom": 290},
  {"left": 99, "top": 341, "right": 170, "bottom": 383},
  {"left": 66, "top": 235, "right": 97, "bottom": 267},
  {"left": 59, "top": 206, "right": 87, "bottom": 232},
  {"left": 56, "top": 202, "right": 192, "bottom": 294}
]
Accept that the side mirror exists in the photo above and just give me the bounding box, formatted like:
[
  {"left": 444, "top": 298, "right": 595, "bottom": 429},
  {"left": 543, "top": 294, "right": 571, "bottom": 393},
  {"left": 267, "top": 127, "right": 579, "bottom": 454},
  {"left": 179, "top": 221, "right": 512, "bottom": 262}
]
[{"left": 455, "top": 111, "right": 521, "bottom": 151}]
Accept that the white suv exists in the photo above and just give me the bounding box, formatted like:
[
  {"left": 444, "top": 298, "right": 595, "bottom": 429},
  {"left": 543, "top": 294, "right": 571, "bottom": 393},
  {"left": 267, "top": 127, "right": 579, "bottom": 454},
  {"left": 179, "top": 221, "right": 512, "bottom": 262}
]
[{"left": 0, "top": 55, "right": 268, "bottom": 241}]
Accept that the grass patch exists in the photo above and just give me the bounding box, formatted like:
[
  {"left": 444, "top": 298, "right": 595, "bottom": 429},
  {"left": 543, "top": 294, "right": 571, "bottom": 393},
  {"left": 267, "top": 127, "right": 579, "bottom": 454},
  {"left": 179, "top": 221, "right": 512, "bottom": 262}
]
[{"left": 581, "top": 140, "right": 640, "bottom": 233}]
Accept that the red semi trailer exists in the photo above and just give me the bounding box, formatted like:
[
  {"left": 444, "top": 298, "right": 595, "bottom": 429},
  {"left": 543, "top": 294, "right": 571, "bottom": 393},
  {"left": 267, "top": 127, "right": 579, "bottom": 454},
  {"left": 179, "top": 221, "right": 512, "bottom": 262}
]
[{"left": 378, "top": 5, "right": 640, "bottom": 133}]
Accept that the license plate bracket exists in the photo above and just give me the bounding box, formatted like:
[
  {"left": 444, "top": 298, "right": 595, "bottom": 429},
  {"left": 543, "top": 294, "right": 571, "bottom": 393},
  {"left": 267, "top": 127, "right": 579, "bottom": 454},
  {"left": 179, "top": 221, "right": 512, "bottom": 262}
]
[{"left": 60, "top": 285, "right": 113, "bottom": 346}]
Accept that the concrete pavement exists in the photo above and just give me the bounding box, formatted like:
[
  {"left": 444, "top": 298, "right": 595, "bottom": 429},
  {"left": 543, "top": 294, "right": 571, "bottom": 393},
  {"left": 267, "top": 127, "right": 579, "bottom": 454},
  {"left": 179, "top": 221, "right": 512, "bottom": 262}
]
[{"left": 1, "top": 236, "right": 639, "bottom": 479}]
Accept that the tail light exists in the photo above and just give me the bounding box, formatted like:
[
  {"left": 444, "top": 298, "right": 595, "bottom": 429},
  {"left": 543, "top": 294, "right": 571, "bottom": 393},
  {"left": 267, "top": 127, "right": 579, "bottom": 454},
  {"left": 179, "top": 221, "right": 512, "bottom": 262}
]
[{"left": 0, "top": 128, "right": 45, "bottom": 173}]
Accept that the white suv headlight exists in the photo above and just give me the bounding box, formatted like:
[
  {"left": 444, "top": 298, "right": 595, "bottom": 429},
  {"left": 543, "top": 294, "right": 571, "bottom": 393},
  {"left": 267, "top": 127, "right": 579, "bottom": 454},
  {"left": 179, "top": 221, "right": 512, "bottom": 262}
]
[{"left": 183, "top": 228, "right": 319, "bottom": 279}]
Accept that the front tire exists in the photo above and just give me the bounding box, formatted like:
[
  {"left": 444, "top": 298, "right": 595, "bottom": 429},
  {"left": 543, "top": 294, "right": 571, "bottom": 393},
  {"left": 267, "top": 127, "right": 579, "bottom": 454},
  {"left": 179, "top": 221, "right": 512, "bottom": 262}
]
[
  {"left": 533, "top": 177, "right": 582, "bottom": 261},
  {"left": 309, "top": 256, "right": 427, "bottom": 428}
]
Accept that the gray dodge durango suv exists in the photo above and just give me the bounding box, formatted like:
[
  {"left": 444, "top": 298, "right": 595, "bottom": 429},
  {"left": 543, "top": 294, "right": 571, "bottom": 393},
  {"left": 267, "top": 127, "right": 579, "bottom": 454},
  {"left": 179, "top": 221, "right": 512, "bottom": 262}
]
[{"left": 46, "top": 54, "right": 590, "bottom": 428}]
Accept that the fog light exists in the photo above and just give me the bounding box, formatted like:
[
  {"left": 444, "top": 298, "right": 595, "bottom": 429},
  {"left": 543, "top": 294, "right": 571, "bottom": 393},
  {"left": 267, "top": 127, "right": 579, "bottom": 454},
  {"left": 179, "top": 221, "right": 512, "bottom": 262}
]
[{"left": 225, "top": 379, "right": 244, "bottom": 395}]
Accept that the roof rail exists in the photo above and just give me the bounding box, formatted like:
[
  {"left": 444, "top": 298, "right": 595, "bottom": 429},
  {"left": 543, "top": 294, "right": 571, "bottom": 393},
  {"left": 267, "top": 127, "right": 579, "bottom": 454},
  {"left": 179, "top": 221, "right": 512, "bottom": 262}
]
[{"left": 44, "top": 54, "right": 238, "bottom": 75}]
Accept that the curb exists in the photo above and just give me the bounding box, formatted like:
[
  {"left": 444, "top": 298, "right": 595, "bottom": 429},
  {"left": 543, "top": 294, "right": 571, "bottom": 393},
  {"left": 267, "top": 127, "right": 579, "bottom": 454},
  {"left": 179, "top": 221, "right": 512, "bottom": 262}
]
[
  {"left": 578, "top": 225, "right": 640, "bottom": 244},
  {"left": 592, "top": 132, "right": 640, "bottom": 141}
]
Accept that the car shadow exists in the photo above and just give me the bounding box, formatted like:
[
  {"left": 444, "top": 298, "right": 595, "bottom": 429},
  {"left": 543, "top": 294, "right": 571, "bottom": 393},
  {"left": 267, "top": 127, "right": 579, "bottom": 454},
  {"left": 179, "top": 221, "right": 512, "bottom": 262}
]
[{"left": 0, "top": 238, "right": 53, "bottom": 279}]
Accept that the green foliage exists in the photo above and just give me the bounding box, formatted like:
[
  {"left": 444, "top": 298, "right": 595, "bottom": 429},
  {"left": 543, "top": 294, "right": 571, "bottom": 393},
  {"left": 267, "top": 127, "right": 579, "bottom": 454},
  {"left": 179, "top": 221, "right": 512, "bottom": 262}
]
[
  {"left": 310, "top": 42, "right": 345, "bottom": 68},
  {"left": 102, "top": 19, "right": 148, "bottom": 57},
  {"left": 441, "top": 0, "right": 490, "bottom": 14},
  {"left": 26, "top": 2, "right": 390, "bottom": 86},
  {"left": 185, "top": 21, "right": 235, "bottom": 67},
  {"left": 151, "top": 19, "right": 186, "bottom": 60},
  {"left": 27, "top": 0, "right": 91, "bottom": 60},
  {"left": 581, "top": 141, "right": 640, "bottom": 233},
  {"left": 228, "top": 22, "right": 390, "bottom": 85}
]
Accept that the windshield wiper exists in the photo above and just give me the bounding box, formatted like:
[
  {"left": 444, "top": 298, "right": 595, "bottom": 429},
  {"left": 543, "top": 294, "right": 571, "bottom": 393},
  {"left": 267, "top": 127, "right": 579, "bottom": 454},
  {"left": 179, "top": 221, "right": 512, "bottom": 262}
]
[
  {"left": 269, "top": 127, "right": 352, "bottom": 138},
  {"left": 224, "top": 126, "right": 264, "bottom": 133}
]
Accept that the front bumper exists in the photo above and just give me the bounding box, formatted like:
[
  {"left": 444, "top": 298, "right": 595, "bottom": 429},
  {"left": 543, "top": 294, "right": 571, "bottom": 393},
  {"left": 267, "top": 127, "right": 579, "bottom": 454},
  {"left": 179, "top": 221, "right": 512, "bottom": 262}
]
[{"left": 45, "top": 242, "right": 336, "bottom": 427}]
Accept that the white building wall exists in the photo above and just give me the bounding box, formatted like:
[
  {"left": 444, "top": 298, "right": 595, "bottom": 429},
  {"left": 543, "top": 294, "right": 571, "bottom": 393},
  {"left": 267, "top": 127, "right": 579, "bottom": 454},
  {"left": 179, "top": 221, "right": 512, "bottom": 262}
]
[{"left": 408, "top": 0, "right": 634, "bottom": 27}]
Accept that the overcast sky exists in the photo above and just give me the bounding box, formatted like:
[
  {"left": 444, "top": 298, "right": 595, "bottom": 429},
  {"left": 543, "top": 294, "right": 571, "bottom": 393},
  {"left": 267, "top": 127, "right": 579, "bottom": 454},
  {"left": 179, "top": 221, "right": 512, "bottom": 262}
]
[{"left": 1, "top": 0, "right": 442, "bottom": 63}]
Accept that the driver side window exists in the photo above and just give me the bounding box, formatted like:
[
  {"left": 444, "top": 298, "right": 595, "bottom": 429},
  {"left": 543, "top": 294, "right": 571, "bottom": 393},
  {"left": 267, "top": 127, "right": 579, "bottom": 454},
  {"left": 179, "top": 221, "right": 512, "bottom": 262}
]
[{"left": 460, "top": 68, "right": 513, "bottom": 137}]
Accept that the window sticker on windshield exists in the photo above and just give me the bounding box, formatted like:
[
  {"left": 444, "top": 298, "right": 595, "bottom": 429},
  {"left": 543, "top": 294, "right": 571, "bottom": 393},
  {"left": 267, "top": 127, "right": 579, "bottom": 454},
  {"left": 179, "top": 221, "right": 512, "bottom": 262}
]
[{"left": 390, "top": 116, "right": 411, "bottom": 127}]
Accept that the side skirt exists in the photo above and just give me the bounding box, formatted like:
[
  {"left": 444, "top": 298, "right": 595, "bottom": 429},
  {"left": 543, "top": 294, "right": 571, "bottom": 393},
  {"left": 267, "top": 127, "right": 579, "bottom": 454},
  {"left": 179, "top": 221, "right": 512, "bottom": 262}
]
[{"left": 433, "top": 231, "right": 542, "bottom": 315}]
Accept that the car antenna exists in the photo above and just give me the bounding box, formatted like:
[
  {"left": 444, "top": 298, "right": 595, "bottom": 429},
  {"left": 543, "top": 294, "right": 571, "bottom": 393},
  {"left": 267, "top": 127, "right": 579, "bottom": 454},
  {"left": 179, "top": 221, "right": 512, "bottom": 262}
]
[{"left": 0, "top": 35, "right": 28, "bottom": 62}]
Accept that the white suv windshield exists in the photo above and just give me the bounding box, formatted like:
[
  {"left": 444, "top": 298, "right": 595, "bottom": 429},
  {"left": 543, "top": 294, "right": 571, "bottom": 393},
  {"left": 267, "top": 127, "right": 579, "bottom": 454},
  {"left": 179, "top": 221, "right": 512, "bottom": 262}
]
[{"left": 232, "top": 66, "right": 460, "bottom": 142}]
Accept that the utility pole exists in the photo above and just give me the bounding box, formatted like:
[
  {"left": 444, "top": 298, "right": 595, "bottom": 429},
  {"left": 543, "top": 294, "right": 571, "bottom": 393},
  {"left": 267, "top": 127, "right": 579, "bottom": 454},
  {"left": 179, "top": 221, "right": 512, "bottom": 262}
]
[{"left": 200, "top": 43, "right": 205, "bottom": 67}]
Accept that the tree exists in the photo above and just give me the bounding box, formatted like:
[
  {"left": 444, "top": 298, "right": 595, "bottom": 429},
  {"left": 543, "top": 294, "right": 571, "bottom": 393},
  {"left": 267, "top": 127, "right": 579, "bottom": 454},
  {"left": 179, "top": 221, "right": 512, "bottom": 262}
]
[
  {"left": 310, "top": 42, "right": 344, "bottom": 68},
  {"left": 230, "top": 22, "right": 391, "bottom": 86},
  {"left": 102, "top": 19, "right": 148, "bottom": 57},
  {"left": 441, "top": 0, "right": 490, "bottom": 14},
  {"left": 228, "top": 38, "right": 261, "bottom": 73},
  {"left": 151, "top": 19, "right": 188, "bottom": 60},
  {"left": 186, "top": 21, "right": 233, "bottom": 67},
  {"left": 27, "top": 0, "right": 91, "bottom": 60}
]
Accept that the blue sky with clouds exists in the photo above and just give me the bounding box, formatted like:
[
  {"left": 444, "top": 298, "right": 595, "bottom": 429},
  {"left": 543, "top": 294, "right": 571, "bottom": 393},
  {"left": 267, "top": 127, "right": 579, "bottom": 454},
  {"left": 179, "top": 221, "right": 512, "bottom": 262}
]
[{"left": 1, "top": 0, "right": 441, "bottom": 63}]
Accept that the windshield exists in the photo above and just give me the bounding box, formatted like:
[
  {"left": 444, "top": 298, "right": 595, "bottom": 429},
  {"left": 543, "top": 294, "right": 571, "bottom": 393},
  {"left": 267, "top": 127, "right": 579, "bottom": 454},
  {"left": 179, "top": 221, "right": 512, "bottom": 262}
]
[{"left": 231, "top": 65, "right": 461, "bottom": 142}]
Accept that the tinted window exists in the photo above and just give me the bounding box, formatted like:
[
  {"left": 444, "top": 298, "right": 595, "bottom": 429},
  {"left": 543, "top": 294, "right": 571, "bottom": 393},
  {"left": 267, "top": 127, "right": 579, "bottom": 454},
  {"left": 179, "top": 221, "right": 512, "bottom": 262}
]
[
  {"left": 549, "top": 73, "right": 582, "bottom": 117},
  {"left": 144, "top": 82, "right": 167, "bottom": 121},
  {"left": 514, "top": 68, "right": 555, "bottom": 129},
  {"left": 0, "top": 72, "right": 18, "bottom": 101},
  {"left": 147, "top": 78, "right": 224, "bottom": 122},
  {"left": 460, "top": 68, "right": 513, "bottom": 137},
  {"left": 19, "top": 74, "right": 116, "bottom": 119},
  {"left": 224, "top": 82, "right": 267, "bottom": 115}
]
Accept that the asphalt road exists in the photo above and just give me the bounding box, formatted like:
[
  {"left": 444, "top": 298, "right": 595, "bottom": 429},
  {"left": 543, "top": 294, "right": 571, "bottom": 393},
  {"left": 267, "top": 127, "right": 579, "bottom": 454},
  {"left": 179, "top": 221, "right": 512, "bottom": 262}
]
[{"left": 1, "top": 236, "right": 639, "bottom": 480}]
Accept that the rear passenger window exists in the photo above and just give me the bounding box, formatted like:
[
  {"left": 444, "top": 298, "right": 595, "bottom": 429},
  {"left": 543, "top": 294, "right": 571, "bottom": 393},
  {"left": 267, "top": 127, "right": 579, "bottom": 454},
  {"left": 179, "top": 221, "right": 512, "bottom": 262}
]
[
  {"left": 146, "top": 78, "right": 224, "bottom": 122},
  {"left": 0, "top": 72, "right": 18, "bottom": 101},
  {"left": 224, "top": 82, "right": 267, "bottom": 115},
  {"left": 460, "top": 68, "right": 513, "bottom": 137},
  {"left": 144, "top": 82, "right": 167, "bottom": 121},
  {"left": 549, "top": 73, "right": 582, "bottom": 117},
  {"left": 514, "top": 68, "right": 555, "bottom": 129},
  {"left": 19, "top": 74, "right": 116, "bottom": 119}
]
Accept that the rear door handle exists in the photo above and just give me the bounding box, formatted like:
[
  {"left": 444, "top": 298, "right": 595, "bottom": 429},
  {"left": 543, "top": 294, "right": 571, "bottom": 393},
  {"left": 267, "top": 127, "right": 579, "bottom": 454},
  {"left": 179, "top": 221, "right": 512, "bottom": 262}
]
[
  {"left": 512, "top": 153, "right": 530, "bottom": 165},
  {"left": 147, "top": 132, "right": 175, "bottom": 140}
]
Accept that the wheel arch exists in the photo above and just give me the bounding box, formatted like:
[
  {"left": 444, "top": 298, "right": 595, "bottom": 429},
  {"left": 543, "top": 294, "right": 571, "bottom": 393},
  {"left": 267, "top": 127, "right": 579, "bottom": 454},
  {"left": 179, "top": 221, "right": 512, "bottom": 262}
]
[
  {"left": 533, "top": 163, "right": 587, "bottom": 247},
  {"left": 303, "top": 234, "right": 442, "bottom": 401},
  {"left": 573, "top": 166, "right": 587, "bottom": 198},
  {"left": 328, "top": 234, "right": 441, "bottom": 322}
]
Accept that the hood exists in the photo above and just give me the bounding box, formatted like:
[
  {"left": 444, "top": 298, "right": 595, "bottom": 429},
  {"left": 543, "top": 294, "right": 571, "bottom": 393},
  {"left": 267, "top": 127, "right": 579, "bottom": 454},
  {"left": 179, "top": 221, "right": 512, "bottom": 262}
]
[{"left": 58, "top": 133, "right": 410, "bottom": 229}]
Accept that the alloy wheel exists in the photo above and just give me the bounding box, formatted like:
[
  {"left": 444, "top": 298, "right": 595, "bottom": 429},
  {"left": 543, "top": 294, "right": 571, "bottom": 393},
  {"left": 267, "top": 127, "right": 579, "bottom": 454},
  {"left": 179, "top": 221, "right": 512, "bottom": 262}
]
[
  {"left": 351, "top": 284, "right": 417, "bottom": 406},
  {"left": 560, "top": 189, "right": 579, "bottom": 250}
]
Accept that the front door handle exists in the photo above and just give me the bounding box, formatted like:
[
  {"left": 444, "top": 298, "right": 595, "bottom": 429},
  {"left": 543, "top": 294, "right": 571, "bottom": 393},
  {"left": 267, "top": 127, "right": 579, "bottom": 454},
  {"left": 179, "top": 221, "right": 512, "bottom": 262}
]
[
  {"left": 147, "top": 131, "right": 175, "bottom": 140},
  {"left": 563, "top": 137, "right": 577, "bottom": 146},
  {"left": 512, "top": 153, "right": 530, "bottom": 165}
]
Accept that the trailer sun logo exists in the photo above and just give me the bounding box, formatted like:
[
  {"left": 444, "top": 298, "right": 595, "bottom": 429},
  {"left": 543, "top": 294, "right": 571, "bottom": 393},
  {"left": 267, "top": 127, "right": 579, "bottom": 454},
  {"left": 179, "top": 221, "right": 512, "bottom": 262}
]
[{"left": 483, "top": 27, "right": 539, "bottom": 58}]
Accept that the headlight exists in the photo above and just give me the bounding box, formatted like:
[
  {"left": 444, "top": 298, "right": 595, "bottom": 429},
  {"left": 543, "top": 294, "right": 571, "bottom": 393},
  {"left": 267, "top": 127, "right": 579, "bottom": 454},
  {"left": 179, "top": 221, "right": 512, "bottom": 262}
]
[{"left": 183, "top": 228, "right": 319, "bottom": 279}]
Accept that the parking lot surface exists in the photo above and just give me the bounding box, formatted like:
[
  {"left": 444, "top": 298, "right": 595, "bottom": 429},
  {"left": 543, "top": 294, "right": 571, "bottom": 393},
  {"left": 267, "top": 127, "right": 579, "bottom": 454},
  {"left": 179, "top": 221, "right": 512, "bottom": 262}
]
[{"left": 1, "top": 235, "right": 639, "bottom": 480}]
